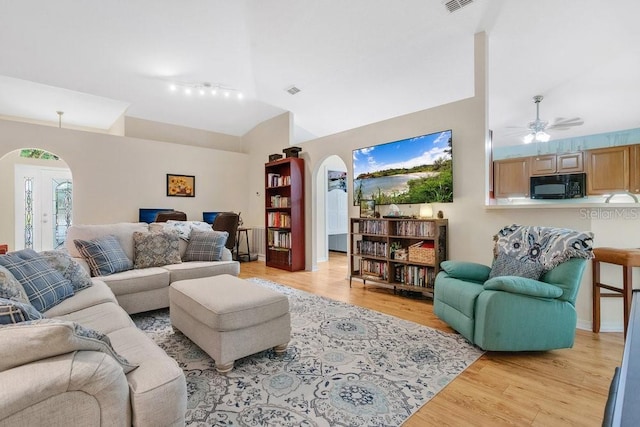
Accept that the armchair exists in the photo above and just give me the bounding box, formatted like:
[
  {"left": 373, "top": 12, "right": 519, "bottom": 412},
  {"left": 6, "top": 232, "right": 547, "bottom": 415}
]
[{"left": 434, "top": 225, "right": 594, "bottom": 351}]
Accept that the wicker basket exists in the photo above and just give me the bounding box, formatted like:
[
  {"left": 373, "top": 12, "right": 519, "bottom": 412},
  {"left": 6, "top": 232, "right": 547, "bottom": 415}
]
[{"left": 408, "top": 245, "right": 435, "bottom": 264}]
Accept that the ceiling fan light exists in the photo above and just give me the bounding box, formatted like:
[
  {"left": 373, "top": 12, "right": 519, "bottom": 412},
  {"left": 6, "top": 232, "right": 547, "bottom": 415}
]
[
  {"left": 524, "top": 133, "right": 535, "bottom": 144},
  {"left": 536, "top": 131, "right": 550, "bottom": 142}
]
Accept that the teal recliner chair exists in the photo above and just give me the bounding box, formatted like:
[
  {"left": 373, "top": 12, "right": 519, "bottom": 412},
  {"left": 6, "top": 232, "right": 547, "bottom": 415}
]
[{"left": 433, "top": 225, "right": 594, "bottom": 351}]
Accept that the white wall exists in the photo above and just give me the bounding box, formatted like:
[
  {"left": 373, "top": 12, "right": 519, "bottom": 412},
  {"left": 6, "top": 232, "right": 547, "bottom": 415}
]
[{"left": 0, "top": 120, "right": 250, "bottom": 247}]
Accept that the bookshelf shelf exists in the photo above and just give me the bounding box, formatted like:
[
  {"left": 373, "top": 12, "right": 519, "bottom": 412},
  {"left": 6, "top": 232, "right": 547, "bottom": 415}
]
[
  {"left": 265, "top": 157, "right": 305, "bottom": 271},
  {"left": 349, "top": 217, "right": 448, "bottom": 298}
]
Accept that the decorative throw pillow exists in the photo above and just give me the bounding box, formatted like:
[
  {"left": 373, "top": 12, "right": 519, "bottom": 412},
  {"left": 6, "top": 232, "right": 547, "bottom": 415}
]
[
  {"left": 40, "top": 249, "right": 93, "bottom": 292},
  {"left": 489, "top": 251, "right": 545, "bottom": 280},
  {"left": 132, "top": 230, "right": 182, "bottom": 269},
  {"left": 74, "top": 235, "right": 133, "bottom": 277},
  {"left": 0, "top": 318, "right": 137, "bottom": 373},
  {"left": 163, "top": 220, "right": 213, "bottom": 241},
  {"left": 183, "top": 230, "right": 229, "bottom": 262},
  {"left": 0, "top": 297, "right": 43, "bottom": 324},
  {"left": 0, "top": 249, "right": 74, "bottom": 312},
  {"left": 0, "top": 265, "right": 30, "bottom": 304}
]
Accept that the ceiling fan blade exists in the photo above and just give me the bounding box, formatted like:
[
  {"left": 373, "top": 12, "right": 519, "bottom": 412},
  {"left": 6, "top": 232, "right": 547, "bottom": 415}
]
[{"left": 548, "top": 117, "right": 584, "bottom": 130}]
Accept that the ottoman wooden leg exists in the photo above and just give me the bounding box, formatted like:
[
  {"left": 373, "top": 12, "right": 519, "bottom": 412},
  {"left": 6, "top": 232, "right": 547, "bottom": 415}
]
[
  {"left": 274, "top": 343, "right": 288, "bottom": 354},
  {"left": 215, "top": 361, "right": 234, "bottom": 373}
]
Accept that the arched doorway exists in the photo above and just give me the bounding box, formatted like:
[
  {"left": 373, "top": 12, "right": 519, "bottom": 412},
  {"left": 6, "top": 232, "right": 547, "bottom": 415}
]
[
  {"left": 0, "top": 148, "right": 72, "bottom": 251},
  {"left": 315, "top": 155, "right": 348, "bottom": 263}
]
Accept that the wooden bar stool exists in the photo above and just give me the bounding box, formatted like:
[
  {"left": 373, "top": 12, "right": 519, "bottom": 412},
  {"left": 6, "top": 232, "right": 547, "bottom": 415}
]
[{"left": 592, "top": 247, "right": 640, "bottom": 338}]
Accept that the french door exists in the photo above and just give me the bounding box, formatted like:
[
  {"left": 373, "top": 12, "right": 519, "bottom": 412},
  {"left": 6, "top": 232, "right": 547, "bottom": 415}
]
[{"left": 14, "top": 165, "right": 72, "bottom": 251}]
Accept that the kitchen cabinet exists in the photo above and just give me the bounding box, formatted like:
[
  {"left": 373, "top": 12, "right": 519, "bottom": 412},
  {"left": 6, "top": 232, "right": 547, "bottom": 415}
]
[
  {"left": 530, "top": 152, "right": 583, "bottom": 175},
  {"left": 494, "top": 158, "right": 530, "bottom": 197},
  {"left": 630, "top": 145, "right": 640, "bottom": 194},
  {"left": 586, "top": 146, "right": 630, "bottom": 195}
]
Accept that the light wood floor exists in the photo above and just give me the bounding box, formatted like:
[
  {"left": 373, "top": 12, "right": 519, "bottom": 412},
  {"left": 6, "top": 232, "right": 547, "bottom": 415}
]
[{"left": 238, "top": 252, "right": 624, "bottom": 426}]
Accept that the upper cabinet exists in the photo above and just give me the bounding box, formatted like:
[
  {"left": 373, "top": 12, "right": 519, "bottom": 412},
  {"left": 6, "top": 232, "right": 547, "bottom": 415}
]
[
  {"left": 630, "top": 145, "right": 640, "bottom": 194},
  {"left": 586, "top": 146, "right": 629, "bottom": 195},
  {"left": 531, "top": 152, "right": 583, "bottom": 176},
  {"left": 494, "top": 157, "right": 530, "bottom": 198}
]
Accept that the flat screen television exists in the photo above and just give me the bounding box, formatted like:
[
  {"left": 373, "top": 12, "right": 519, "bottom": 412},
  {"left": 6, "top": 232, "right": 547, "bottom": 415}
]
[{"left": 352, "top": 130, "right": 452, "bottom": 205}]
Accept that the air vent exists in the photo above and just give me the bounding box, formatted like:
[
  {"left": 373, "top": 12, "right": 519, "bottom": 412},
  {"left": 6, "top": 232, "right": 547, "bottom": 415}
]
[
  {"left": 443, "top": 0, "right": 474, "bottom": 13},
  {"left": 286, "top": 85, "right": 301, "bottom": 95}
]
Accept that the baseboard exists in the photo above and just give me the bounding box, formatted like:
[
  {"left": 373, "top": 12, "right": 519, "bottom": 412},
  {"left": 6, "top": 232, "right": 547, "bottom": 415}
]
[{"left": 577, "top": 319, "right": 623, "bottom": 333}]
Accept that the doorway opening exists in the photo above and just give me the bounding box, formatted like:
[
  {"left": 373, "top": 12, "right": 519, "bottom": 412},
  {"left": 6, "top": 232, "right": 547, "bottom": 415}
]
[
  {"left": 315, "top": 155, "right": 348, "bottom": 263},
  {"left": 0, "top": 148, "right": 73, "bottom": 252}
]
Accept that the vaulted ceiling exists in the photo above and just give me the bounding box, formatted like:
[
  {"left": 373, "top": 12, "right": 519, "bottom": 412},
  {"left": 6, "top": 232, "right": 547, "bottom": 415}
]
[{"left": 1, "top": 1, "right": 639, "bottom": 147}]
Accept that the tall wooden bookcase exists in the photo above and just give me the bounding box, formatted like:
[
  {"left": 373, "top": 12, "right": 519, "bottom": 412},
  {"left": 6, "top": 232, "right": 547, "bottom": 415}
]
[
  {"left": 265, "top": 157, "right": 305, "bottom": 271},
  {"left": 349, "top": 217, "right": 447, "bottom": 297}
]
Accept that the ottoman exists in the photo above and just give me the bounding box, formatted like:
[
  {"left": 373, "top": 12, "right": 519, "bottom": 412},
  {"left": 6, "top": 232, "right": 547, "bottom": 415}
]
[{"left": 169, "top": 274, "right": 290, "bottom": 373}]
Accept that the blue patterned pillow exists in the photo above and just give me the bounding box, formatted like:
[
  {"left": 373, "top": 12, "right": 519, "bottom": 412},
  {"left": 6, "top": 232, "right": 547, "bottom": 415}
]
[
  {"left": 0, "top": 249, "right": 74, "bottom": 312},
  {"left": 74, "top": 235, "right": 133, "bottom": 277},
  {"left": 0, "top": 297, "right": 43, "bottom": 324},
  {"left": 40, "top": 249, "right": 93, "bottom": 292},
  {"left": 489, "top": 252, "right": 545, "bottom": 280},
  {"left": 183, "top": 230, "right": 228, "bottom": 262},
  {"left": 0, "top": 265, "right": 30, "bottom": 304}
]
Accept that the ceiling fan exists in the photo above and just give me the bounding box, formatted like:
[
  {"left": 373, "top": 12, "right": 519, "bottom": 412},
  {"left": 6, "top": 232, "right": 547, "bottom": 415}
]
[{"left": 517, "top": 95, "right": 584, "bottom": 144}]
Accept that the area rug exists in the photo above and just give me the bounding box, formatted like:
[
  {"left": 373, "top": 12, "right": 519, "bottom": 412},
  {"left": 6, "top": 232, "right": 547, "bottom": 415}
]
[{"left": 132, "top": 278, "right": 484, "bottom": 426}]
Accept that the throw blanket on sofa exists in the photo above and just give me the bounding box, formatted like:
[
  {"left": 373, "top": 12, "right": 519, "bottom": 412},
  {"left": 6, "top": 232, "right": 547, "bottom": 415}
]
[{"left": 494, "top": 224, "right": 594, "bottom": 270}]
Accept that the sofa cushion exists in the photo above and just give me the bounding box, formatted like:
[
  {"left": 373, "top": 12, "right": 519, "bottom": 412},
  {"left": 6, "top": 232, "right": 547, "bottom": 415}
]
[
  {"left": 98, "top": 267, "right": 170, "bottom": 296},
  {"left": 0, "top": 297, "right": 43, "bottom": 324},
  {"left": 132, "top": 230, "right": 182, "bottom": 269},
  {"left": 56, "top": 301, "right": 135, "bottom": 334},
  {"left": 162, "top": 260, "right": 240, "bottom": 283},
  {"left": 65, "top": 222, "right": 149, "bottom": 261},
  {"left": 44, "top": 280, "right": 118, "bottom": 317},
  {"left": 0, "top": 318, "right": 137, "bottom": 373},
  {"left": 0, "top": 264, "right": 30, "bottom": 303},
  {"left": 40, "top": 249, "right": 93, "bottom": 292},
  {"left": 489, "top": 251, "right": 545, "bottom": 280},
  {"left": 107, "top": 327, "right": 187, "bottom": 427},
  {"left": 74, "top": 235, "right": 134, "bottom": 277},
  {"left": 183, "top": 230, "right": 228, "bottom": 262},
  {"left": 0, "top": 249, "right": 74, "bottom": 312},
  {"left": 440, "top": 260, "right": 491, "bottom": 283},
  {"left": 484, "top": 276, "right": 564, "bottom": 299}
]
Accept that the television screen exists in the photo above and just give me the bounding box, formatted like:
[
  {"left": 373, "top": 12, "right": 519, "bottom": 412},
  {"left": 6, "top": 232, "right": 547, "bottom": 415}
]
[{"left": 352, "top": 130, "right": 452, "bottom": 205}]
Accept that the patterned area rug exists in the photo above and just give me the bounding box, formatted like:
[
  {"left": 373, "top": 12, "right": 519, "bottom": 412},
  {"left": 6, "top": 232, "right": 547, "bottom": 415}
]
[{"left": 132, "top": 278, "right": 483, "bottom": 426}]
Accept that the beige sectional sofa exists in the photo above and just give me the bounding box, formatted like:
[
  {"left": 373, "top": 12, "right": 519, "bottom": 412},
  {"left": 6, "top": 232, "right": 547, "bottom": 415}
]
[
  {"left": 1, "top": 279, "right": 187, "bottom": 426},
  {"left": 0, "top": 221, "right": 241, "bottom": 426},
  {"left": 65, "top": 222, "right": 240, "bottom": 314}
]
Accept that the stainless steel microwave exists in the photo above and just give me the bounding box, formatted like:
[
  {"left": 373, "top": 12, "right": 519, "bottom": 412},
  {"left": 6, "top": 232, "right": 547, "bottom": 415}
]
[{"left": 530, "top": 173, "right": 586, "bottom": 199}]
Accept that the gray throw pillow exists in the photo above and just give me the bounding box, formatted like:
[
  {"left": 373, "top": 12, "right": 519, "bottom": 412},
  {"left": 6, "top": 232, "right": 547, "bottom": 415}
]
[
  {"left": 0, "top": 265, "right": 30, "bottom": 304},
  {"left": 183, "top": 230, "right": 228, "bottom": 262},
  {"left": 74, "top": 235, "right": 133, "bottom": 277},
  {"left": 40, "top": 249, "right": 93, "bottom": 292},
  {"left": 133, "top": 230, "right": 182, "bottom": 269},
  {"left": 0, "top": 249, "right": 74, "bottom": 312},
  {"left": 489, "top": 252, "right": 545, "bottom": 280},
  {"left": 0, "top": 297, "right": 43, "bottom": 324}
]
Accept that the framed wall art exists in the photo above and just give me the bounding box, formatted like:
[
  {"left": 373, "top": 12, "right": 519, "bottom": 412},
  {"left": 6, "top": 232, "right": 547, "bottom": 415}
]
[
  {"left": 167, "top": 174, "right": 195, "bottom": 197},
  {"left": 359, "top": 199, "right": 376, "bottom": 218}
]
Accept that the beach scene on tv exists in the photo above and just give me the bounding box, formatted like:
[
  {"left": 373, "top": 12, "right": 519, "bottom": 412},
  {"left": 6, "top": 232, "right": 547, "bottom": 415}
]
[{"left": 353, "top": 130, "right": 452, "bottom": 205}]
